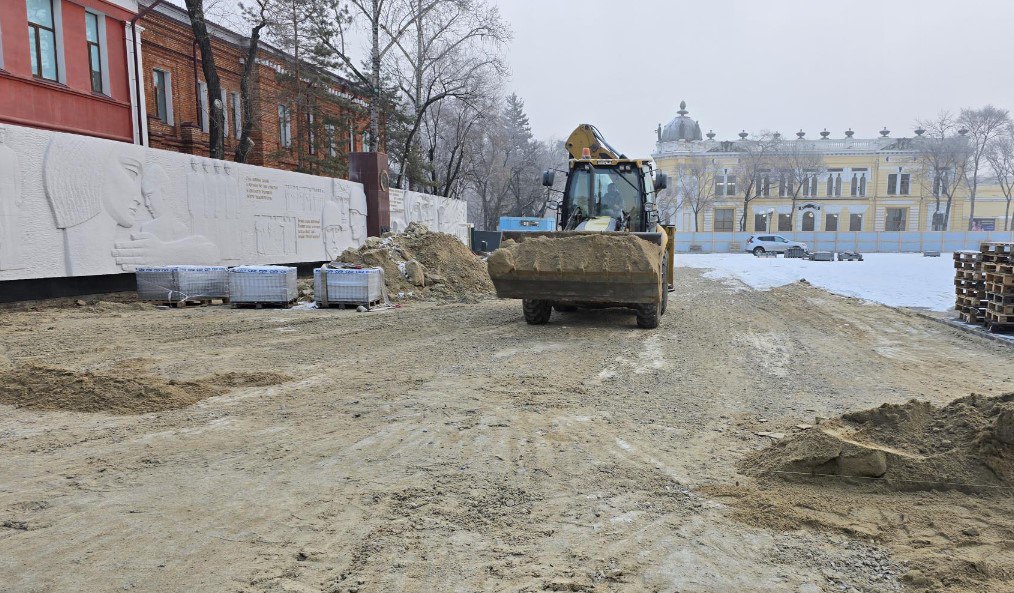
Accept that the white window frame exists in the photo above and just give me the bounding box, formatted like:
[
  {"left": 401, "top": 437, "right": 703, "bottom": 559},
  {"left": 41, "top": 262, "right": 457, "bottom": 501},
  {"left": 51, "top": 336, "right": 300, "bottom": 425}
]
[
  {"left": 325, "top": 123, "right": 337, "bottom": 157},
  {"left": 197, "top": 80, "right": 209, "bottom": 133},
  {"left": 0, "top": 11, "right": 6, "bottom": 70},
  {"left": 220, "top": 88, "right": 228, "bottom": 137},
  {"left": 231, "top": 92, "right": 242, "bottom": 139},
  {"left": 887, "top": 169, "right": 911, "bottom": 196},
  {"left": 153, "top": 68, "right": 173, "bottom": 125},
  {"left": 849, "top": 168, "right": 868, "bottom": 197},
  {"left": 307, "top": 112, "right": 315, "bottom": 155},
  {"left": 83, "top": 8, "right": 110, "bottom": 95},
  {"left": 278, "top": 104, "right": 292, "bottom": 148},
  {"left": 27, "top": 0, "right": 67, "bottom": 82}
]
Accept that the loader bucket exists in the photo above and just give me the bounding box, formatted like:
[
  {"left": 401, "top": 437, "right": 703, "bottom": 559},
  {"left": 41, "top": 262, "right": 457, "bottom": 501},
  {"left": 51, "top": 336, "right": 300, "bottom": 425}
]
[{"left": 487, "top": 231, "right": 665, "bottom": 306}]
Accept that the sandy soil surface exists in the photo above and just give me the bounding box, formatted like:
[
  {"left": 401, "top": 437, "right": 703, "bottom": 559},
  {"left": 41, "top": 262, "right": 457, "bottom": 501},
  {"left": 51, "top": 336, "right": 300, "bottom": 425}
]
[{"left": 1, "top": 270, "right": 1012, "bottom": 593}]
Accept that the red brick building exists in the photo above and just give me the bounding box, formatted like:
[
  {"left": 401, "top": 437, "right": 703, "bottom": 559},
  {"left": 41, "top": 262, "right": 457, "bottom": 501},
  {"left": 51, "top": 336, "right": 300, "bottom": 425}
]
[
  {"left": 138, "top": 0, "right": 372, "bottom": 174},
  {"left": 0, "top": 0, "right": 140, "bottom": 143}
]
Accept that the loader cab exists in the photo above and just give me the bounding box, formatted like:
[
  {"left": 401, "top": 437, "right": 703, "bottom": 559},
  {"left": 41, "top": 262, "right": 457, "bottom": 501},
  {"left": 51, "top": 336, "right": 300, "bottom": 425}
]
[{"left": 559, "top": 160, "right": 658, "bottom": 232}]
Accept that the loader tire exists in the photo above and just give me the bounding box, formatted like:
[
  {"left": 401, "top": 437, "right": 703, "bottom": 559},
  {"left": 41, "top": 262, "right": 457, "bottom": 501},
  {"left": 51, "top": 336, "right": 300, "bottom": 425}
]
[
  {"left": 523, "top": 299, "right": 552, "bottom": 325},
  {"left": 635, "top": 302, "right": 660, "bottom": 329},
  {"left": 660, "top": 259, "right": 669, "bottom": 316}
]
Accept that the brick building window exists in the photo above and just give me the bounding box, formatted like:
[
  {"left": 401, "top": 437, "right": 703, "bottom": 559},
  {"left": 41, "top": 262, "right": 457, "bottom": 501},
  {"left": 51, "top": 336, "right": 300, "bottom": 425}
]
[
  {"left": 307, "top": 113, "right": 316, "bottom": 155},
  {"left": 713, "top": 208, "right": 734, "bottom": 232},
  {"left": 231, "top": 92, "right": 242, "bottom": 139},
  {"left": 325, "top": 123, "right": 337, "bottom": 157},
  {"left": 278, "top": 104, "right": 292, "bottom": 148},
  {"left": 849, "top": 213, "right": 863, "bottom": 231},
  {"left": 196, "top": 81, "right": 209, "bottom": 132},
  {"left": 85, "top": 12, "right": 103, "bottom": 93},
  {"left": 152, "top": 69, "right": 172, "bottom": 124},
  {"left": 220, "top": 89, "right": 228, "bottom": 137},
  {"left": 27, "top": 0, "right": 59, "bottom": 81},
  {"left": 885, "top": 207, "right": 907, "bottom": 231}
]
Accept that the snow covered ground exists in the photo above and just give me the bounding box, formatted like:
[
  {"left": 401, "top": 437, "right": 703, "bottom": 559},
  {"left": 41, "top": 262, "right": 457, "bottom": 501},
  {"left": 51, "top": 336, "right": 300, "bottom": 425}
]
[{"left": 676, "top": 253, "right": 956, "bottom": 311}]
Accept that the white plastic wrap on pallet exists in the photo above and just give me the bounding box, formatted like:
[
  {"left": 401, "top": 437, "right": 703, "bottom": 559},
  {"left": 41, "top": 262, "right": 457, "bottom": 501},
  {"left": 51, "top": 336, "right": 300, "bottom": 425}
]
[
  {"left": 314, "top": 267, "right": 384, "bottom": 306},
  {"left": 229, "top": 266, "right": 298, "bottom": 303},
  {"left": 136, "top": 266, "right": 229, "bottom": 302}
]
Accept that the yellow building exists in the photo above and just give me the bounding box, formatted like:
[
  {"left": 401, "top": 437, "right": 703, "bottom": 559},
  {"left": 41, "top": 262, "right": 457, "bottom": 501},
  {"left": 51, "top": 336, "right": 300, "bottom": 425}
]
[{"left": 652, "top": 102, "right": 1013, "bottom": 233}]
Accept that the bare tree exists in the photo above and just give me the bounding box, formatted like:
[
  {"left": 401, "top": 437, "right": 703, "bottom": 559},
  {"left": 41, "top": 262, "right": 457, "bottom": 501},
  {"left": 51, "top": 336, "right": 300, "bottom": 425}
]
[
  {"left": 311, "top": 0, "right": 440, "bottom": 152},
  {"left": 673, "top": 157, "right": 718, "bottom": 231},
  {"left": 423, "top": 95, "right": 487, "bottom": 198},
  {"left": 389, "top": 0, "right": 509, "bottom": 189},
  {"left": 774, "top": 140, "right": 825, "bottom": 230},
  {"left": 182, "top": 0, "right": 227, "bottom": 159},
  {"left": 463, "top": 94, "right": 555, "bottom": 230},
  {"left": 986, "top": 124, "right": 1014, "bottom": 231},
  {"left": 732, "top": 132, "right": 781, "bottom": 231},
  {"left": 916, "top": 112, "right": 969, "bottom": 230},
  {"left": 959, "top": 105, "right": 1010, "bottom": 229},
  {"left": 234, "top": 0, "right": 271, "bottom": 163}
]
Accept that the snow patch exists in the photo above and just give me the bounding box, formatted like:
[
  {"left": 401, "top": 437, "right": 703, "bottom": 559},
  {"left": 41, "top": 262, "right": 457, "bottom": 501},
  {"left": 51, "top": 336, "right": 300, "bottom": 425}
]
[{"left": 678, "top": 253, "right": 955, "bottom": 311}]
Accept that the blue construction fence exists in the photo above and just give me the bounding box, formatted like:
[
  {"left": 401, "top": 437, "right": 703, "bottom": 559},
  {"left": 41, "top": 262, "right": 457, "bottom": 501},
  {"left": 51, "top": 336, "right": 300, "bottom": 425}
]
[{"left": 673, "top": 231, "right": 1014, "bottom": 253}]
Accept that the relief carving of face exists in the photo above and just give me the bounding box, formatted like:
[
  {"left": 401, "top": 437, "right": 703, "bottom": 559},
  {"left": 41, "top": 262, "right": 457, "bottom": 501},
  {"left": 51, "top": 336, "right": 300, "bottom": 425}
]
[
  {"left": 105, "top": 160, "right": 144, "bottom": 228},
  {"left": 142, "top": 166, "right": 171, "bottom": 219}
]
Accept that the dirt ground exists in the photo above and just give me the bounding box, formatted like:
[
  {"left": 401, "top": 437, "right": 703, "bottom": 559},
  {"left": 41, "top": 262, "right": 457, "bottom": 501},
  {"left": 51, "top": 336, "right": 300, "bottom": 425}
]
[{"left": 1, "top": 269, "right": 1012, "bottom": 593}]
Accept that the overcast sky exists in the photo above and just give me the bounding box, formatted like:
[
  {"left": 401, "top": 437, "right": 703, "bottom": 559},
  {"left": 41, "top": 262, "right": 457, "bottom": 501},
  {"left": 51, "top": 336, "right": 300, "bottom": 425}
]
[{"left": 493, "top": 0, "right": 1014, "bottom": 156}]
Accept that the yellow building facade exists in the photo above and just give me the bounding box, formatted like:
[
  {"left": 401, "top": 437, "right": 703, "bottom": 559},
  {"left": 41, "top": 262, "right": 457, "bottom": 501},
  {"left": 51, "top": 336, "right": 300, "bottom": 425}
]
[{"left": 652, "top": 103, "right": 1013, "bottom": 234}]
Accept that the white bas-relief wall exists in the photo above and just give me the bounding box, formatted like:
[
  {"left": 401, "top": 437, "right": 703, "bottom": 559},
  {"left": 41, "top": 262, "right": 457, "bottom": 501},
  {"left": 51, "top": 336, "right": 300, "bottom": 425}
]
[
  {"left": 0, "top": 123, "right": 436, "bottom": 281},
  {"left": 0, "top": 123, "right": 467, "bottom": 281},
  {"left": 389, "top": 188, "right": 469, "bottom": 243}
]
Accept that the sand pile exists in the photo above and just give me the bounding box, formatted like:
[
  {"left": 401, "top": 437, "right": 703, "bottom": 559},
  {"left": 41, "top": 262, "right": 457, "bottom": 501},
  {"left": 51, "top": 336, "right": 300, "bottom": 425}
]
[
  {"left": 487, "top": 234, "right": 662, "bottom": 280},
  {"left": 744, "top": 393, "right": 1014, "bottom": 491},
  {"left": 0, "top": 364, "right": 289, "bottom": 415},
  {"left": 337, "top": 223, "right": 493, "bottom": 301}
]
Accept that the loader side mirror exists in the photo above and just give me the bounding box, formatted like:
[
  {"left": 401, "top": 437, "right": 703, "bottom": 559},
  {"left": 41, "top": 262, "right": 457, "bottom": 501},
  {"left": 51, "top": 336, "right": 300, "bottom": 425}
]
[
  {"left": 542, "top": 170, "right": 556, "bottom": 187},
  {"left": 654, "top": 172, "right": 668, "bottom": 191}
]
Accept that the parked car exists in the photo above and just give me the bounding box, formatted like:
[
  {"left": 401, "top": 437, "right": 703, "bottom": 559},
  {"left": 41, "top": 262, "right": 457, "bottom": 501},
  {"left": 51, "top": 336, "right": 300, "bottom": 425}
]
[{"left": 745, "top": 235, "right": 808, "bottom": 255}]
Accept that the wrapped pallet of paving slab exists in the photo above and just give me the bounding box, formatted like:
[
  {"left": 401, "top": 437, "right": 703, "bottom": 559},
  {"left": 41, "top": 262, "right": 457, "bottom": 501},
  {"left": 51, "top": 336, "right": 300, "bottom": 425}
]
[
  {"left": 314, "top": 265, "right": 385, "bottom": 309},
  {"left": 229, "top": 265, "right": 297, "bottom": 307},
  {"left": 136, "top": 266, "right": 229, "bottom": 304}
]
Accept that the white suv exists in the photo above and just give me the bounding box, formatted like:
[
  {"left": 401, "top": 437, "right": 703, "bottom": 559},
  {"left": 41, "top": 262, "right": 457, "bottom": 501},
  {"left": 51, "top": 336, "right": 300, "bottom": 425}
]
[{"left": 745, "top": 235, "right": 807, "bottom": 255}]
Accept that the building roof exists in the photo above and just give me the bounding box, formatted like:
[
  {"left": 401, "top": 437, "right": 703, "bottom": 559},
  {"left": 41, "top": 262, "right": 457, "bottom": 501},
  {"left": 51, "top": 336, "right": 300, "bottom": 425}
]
[
  {"left": 658, "top": 101, "right": 703, "bottom": 143},
  {"left": 139, "top": 0, "right": 364, "bottom": 96},
  {"left": 654, "top": 129, "right": 941, "bottom": 158}
]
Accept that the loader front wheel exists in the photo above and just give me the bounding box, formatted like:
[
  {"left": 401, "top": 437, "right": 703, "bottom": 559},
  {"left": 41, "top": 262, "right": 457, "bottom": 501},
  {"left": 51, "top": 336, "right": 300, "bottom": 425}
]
[
  {"left": 523, "top": 299, "right": 553, "bottom": 325},
  {"left": 635, "top": 301, "right": 661, "bottom": 329}
]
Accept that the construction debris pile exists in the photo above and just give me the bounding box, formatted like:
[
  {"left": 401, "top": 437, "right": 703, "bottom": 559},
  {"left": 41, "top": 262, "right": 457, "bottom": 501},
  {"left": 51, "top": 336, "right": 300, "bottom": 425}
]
[
  {"left": 336, "top": 223, "right": 493, "bottom": 301},
  {"left": 744, "top": 392, "right": 1014, "bottom": 491}
]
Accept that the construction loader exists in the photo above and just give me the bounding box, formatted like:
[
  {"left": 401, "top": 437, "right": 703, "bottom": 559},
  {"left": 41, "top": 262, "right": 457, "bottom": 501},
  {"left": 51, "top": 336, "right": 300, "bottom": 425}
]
[{"left": 487, "top": 124, "right": 674, "bottom": 329}]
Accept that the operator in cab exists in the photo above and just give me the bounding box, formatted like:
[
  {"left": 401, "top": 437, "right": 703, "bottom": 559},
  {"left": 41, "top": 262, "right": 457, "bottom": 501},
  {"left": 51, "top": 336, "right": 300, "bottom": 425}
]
[{"left": 600, "top": 182, "right": 623, "bottom": 217}]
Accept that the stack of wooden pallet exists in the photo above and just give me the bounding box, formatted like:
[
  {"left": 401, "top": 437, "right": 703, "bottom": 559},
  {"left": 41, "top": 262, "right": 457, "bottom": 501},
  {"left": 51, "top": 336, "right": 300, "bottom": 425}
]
[
  {"left": 953, "top": 251, "right": 986, "bottom": 323},
  {"left": 982, "top": 242, "right": 1014, "bottom": 333}
]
